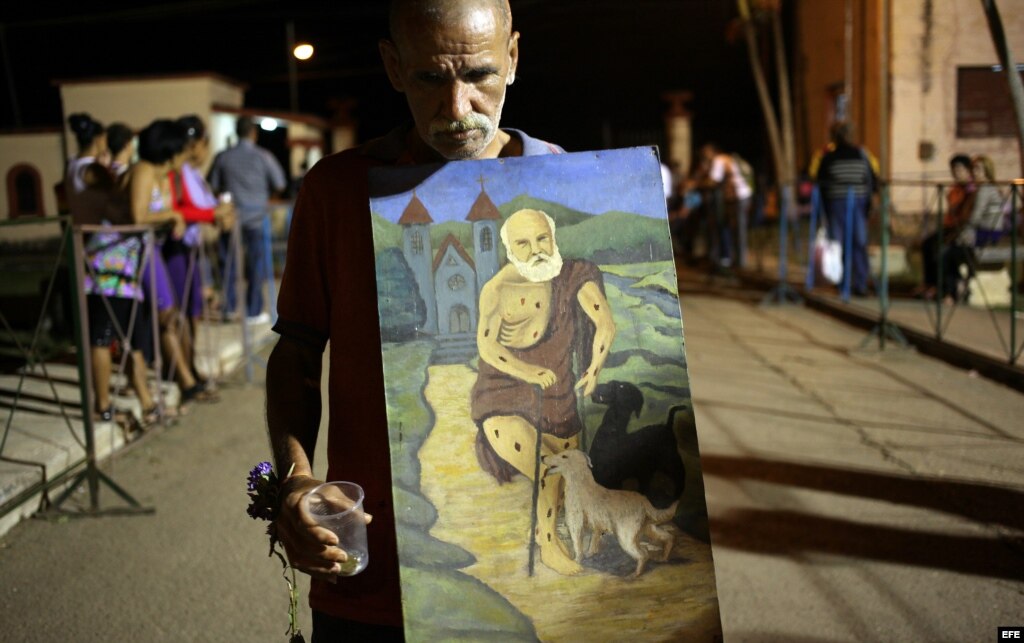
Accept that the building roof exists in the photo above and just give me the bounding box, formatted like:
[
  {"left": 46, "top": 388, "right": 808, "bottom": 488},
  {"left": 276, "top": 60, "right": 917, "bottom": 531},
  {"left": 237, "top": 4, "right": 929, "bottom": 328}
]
[
  {"left": 465, "top": 189, "right": 502, "bottom": 222},
  {"left": 397, "top": 192, "right": 433, "bottom": 225},
  {"left": 52, "top": 71, "right": 248, "bottom": 91},
  {"left": 433, "top": 233, "right": 475, "bottom": 274}
]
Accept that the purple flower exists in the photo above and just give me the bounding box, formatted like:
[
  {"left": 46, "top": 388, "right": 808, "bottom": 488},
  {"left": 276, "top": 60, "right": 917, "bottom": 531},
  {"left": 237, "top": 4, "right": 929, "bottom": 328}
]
[{"left": 247, "top": 461, "right": 273, "bottom": 491}]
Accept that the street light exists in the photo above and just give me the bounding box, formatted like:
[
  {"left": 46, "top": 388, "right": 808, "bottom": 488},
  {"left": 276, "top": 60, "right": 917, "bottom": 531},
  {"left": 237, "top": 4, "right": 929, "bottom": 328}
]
[{"left": 285, "top": 21, "right": 314, "bottom": 112}]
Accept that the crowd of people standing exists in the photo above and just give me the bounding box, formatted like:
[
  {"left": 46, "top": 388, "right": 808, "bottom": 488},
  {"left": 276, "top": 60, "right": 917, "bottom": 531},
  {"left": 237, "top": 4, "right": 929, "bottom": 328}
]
[{"left": 63, "top": 112, "right": 285, "bottom": 427}]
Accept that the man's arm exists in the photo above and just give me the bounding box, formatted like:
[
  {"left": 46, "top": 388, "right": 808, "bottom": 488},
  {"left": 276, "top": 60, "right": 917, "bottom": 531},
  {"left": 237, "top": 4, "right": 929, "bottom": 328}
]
[
  {"left": 476, "top": 278, "right": 556, "bottom": 388},
  {"left": 263, "top": 150, "right": 288, "bottom": 195},
  {"left": 266, "top": 336, "right": 351, "bottom": 579},
  {"left": 574, "top": 281, "right": 616, "bottom": 397}
]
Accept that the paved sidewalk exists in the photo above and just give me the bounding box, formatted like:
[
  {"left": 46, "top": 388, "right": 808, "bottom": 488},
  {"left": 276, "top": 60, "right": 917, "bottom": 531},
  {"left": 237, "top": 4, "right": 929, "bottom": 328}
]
[
  {"left": 0, "top": 317, "right": 274, "bottom": 538},
  {"left": 683, "top": 293, "right": 1024, "bottom": 641},
  {"left": 0, "top": 290, "right": 1021, "bottom": 641}
]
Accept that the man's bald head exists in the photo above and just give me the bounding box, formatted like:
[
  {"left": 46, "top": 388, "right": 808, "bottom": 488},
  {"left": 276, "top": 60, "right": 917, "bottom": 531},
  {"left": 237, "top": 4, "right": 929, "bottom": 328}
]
[{"left": 389, "top": 0, "right": 511, "bottom": 46}]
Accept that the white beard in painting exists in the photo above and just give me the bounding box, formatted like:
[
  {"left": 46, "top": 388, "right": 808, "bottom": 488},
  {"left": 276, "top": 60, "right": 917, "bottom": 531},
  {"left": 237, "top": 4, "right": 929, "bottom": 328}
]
[{"left": 508, "top": 245, "right": 564, "bottom": 283}]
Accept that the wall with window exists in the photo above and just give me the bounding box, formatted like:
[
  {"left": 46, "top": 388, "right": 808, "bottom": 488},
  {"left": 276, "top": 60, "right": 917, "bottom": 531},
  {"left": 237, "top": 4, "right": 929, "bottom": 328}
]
[
  {"left": 0, "top": 130, "right": 64, "bottom": 220},
  {"left": 891, "top": 0, "right": 1024, "bottom": 188}
]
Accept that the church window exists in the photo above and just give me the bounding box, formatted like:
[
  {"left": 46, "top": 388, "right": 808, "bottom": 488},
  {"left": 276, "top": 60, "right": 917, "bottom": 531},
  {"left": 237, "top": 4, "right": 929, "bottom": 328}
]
[
  {"left": 448, "top": 274, "right": 466, "bottom": 291},
  {"left": 6, "top": 164, "right": 44, "bottom": 218},
  {"left": 480, "top": 227, "right": 493, "bottom": 252},
  {"left": 410, "top": 230, "right": 423, "bottom": 254}
]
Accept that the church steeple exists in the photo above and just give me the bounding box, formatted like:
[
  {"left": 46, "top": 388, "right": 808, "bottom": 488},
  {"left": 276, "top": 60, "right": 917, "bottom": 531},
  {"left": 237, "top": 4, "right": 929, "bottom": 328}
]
[
  {"left": 399, "top": 190, "right": 437, "bottom": 334},
  {"left": 466, "top": 176, "right": 501, "bottom": 292},
  {"left": 398, "top": 190, "right": 434, "bottom": 225}
]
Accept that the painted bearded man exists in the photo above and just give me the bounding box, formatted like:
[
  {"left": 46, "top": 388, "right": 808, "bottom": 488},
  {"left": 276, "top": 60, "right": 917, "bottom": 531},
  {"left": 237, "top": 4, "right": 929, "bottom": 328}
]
[{"left": 471, "top": 207, "right": 616, "bottom": 575}]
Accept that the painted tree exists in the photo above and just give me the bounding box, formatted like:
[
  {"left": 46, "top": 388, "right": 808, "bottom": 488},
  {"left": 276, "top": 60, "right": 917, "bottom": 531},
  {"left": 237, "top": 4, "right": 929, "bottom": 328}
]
[{"left": 376, "top": 247, "right": 427, "bottom": 342}]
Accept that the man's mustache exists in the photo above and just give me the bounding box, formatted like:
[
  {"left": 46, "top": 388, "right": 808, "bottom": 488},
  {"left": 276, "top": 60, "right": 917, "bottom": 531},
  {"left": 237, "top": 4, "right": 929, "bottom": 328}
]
[{"left": 430, "top": 114, "right": 491, "bottom": 135}]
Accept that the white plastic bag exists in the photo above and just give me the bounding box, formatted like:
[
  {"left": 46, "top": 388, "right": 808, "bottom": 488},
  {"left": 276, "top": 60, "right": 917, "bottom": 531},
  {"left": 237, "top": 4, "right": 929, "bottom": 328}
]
[{"left": 814, "top": 227, "right": 843, "bottom": 285}]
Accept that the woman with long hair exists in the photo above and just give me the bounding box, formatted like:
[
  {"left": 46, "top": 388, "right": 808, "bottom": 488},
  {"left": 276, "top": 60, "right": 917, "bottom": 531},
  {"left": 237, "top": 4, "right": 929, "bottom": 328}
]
[
  {"left": 123, "top": 118, "right": 217, "bottom": 407},
  {"left": 966, "top": 155, "right": 1008, "bottom": 247},
  {"left": 163, "top": 114, "right": 235, "bottom": 390}
]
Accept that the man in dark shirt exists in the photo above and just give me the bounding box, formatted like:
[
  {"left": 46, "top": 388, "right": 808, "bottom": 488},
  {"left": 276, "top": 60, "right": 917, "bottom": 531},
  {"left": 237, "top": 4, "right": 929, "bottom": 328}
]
[
  {"left": 814, "top": 122, "right": 879, "bottom": 296},
  {"left": 265, "top": 1, "right": 562, "bottom": 639}
]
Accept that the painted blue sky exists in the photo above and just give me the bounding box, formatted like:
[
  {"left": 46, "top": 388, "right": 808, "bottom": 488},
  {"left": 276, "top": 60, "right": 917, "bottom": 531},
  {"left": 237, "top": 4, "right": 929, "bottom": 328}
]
[{"left": 369, "top": 146, "right": 667, "bottom": 224}]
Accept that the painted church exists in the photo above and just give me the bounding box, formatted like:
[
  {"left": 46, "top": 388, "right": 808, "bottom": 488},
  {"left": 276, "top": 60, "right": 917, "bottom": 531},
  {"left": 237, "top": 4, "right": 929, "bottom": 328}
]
[{"left": 397, "top": 183, "right": 502, "bottom": 337}]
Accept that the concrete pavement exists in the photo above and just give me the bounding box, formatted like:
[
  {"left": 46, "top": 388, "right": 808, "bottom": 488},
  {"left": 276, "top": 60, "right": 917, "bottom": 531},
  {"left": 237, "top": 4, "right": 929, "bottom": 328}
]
[
  {"left": 682, "top": 288, "right": 1024, "bottom": 641},
  {"left": 0, "top": 287, "right": 1021, "bottom": 641}
]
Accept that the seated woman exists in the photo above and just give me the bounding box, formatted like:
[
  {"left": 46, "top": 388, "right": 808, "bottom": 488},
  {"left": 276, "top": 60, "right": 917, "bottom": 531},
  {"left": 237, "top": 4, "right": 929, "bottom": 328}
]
[
  {"left": 121, "top": 119, "right": 218, "bottom": 407},
  {"left": 963, "top": 155, "right": 1008, "bottom": 248},
  {"left": 918, "top": 154, "right": 975, "bottom": 301}
]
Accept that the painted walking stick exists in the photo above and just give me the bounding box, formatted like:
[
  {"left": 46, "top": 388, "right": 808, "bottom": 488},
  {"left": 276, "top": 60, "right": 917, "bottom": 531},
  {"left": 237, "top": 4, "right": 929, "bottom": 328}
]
[{"left": 528, "top": 383, "right": 543, "bottom": 576}]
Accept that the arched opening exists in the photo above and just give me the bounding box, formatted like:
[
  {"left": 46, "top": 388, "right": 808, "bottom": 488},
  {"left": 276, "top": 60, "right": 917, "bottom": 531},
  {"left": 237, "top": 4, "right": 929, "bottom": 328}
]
[
  {"left": 449, "top": 304, "right": 470, "bottom": 334},
  {"left": 6, "top": 164, "right": 45, "bottom": 218}
]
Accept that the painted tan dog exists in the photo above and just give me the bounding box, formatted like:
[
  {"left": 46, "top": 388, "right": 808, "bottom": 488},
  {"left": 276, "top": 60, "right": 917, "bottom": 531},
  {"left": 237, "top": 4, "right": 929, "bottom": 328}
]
[{"left": 543, "top": 449, "right": 678, "bottom": 576}]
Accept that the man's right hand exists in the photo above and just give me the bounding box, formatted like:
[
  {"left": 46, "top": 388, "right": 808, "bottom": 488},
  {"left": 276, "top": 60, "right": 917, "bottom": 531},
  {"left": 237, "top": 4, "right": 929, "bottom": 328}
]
[
  {"left": 526, "top": 367, "right": 557, "bottom": 389},
  {"left": 275, "top": 474, "right": 373, "bottom": 581}
]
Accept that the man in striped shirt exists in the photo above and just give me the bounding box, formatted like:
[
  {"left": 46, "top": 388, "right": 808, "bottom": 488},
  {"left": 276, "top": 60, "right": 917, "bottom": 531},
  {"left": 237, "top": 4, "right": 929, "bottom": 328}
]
[{"left": 814, "top": 122, "right": 879, "bottom": 296}]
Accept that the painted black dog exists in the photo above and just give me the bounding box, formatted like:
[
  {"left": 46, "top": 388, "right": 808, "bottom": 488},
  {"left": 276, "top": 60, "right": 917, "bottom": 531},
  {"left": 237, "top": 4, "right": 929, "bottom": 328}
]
[{"left": 589, "top": 380, "right": 687, "bottom": 509}]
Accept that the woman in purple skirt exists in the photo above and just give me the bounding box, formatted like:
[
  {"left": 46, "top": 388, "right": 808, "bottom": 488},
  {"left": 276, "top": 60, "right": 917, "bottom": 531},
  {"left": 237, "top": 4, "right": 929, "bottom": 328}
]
[{"left": 123, "top": 119, "right": 218, "bottom": 406}]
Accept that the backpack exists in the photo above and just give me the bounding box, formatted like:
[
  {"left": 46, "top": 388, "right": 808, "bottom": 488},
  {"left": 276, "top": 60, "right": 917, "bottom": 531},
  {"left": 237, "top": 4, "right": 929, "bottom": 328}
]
[{"left": 732, "top": 154, "right": 755, "bottom": 195}]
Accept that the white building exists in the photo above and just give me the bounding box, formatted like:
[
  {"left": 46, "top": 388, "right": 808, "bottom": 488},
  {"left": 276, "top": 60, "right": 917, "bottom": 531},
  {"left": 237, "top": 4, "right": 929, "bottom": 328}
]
[{"left": 1, "top": 72, "right": 333, "bottom": 222}]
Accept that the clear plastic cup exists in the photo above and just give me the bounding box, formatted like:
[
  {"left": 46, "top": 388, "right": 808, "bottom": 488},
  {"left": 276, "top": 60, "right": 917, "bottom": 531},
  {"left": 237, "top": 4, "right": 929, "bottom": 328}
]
[{"left": 303, "top": 481, "right": 368, "bottom": 576}]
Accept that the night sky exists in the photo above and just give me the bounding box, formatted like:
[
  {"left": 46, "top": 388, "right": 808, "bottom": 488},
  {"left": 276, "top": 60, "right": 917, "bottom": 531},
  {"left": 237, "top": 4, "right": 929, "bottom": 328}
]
[{"left": 1, "top": 0, "right": 767, "bottom": 168}]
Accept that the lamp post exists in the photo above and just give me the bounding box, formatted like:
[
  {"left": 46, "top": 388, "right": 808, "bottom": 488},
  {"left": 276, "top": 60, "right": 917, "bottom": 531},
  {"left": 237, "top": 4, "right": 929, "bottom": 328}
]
[{"left": 285, "top": 22, "right": 314, "bottom": 113}]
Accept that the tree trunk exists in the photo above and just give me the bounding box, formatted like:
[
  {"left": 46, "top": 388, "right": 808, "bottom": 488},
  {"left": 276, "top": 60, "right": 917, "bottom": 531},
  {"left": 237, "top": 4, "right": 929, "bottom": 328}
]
[
  {"left": 771, "top": 8, "right": 798, "bottom": 220},
  {"left": 738, "top": 0, "right": 786, "bottom": 185},
  {"left": 980, "top": 0, "right": 1024, "bottom": 176}
]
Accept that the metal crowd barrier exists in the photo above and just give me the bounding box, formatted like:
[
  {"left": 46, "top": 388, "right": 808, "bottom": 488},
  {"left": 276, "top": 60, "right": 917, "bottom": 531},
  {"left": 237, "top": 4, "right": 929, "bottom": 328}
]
[
  {"left": 218, "top": 208, "right": 283, "bottom": 384},
  {"left": 0, "top": 218, "right": 157, "bottom": 520},
  {"left": 754, "top": 178, "right": 1022, "bottom": 368}
]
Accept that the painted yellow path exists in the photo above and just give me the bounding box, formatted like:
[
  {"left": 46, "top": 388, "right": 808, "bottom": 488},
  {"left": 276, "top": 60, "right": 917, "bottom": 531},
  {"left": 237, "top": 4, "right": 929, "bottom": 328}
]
[{"left": 419, "top": 364, "right": 721, "bottom": 642}]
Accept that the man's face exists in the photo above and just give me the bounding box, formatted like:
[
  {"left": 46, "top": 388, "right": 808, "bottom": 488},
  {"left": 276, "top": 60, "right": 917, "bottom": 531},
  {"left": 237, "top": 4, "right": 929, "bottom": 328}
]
[
  {"left": 381, "top": 3, "right": 519, "bottom": 160},
  {"left": 503, "top": 210, "right": 563, "bottom": 282}
]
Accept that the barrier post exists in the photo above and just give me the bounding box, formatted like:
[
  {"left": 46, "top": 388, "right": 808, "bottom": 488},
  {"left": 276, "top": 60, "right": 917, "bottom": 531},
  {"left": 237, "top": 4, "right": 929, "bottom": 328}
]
[
  {"left": 263, "top": 214, "right": 278, "bottom": 326},
  {"left": 805, "top": 185, "right": 821, "bottom": 291},
  {"left": 47, "top": 224, "right": 153, "bottom": 515},
  {"left": 761, "top": 185, "right": 802, "bottom": 305},
  {"left": 1011, "top": 182, "right": 1019, "bottom": 365},
  {"left": 842, "top": 186, "right": 854, "bottom": 302},
  {"left": 860, "top": 182, "right": 908, "bottom": 350},
  {"left": 231, "top": 218, "right": 254, "bottom": 384},
  {"left": 935, "top": 185, "right": 945, "bottom": 341}
]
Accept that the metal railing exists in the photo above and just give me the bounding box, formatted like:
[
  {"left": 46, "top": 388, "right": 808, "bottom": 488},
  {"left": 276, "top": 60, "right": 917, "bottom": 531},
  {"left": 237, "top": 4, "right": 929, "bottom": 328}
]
[{"left": 752, "top": 178, "right": 1022, "bottom": 368}]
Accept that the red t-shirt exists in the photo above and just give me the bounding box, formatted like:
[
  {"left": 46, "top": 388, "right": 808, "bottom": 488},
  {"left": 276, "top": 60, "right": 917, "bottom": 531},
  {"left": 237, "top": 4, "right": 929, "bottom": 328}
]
[
  {"left": 167, "top": 170, "right": 216, "bottom": 224},
  {"left": 273, "top": 126, "right": 561, "bottom": 626}
]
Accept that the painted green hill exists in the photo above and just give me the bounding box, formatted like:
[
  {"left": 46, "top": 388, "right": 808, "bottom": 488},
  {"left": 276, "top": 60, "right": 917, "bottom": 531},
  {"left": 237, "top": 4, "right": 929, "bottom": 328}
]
[
  {"left": 556, "top": 210, "right": 672, "bottom": 263},
  {"left": 497, "top": 194, "right": 593, "bottom": 228},
  {"left": 374, "top": 199, "right": 671, "bottom": 265},
  {"left": 371, "top": 211, "right": 402, "bottom": 252}
]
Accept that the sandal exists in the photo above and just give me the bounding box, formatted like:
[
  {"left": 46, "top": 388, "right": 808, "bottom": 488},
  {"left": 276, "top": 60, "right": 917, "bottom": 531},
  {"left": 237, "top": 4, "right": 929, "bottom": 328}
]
[
  {"left": 141, "top": 405, "right": 163, "bottom": 428},
  {"left": 96, "top": 405, "right": 115, "bottom": 423},
  {"left": 181, "top": 383, "right": 220, "bottom": 404}
]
